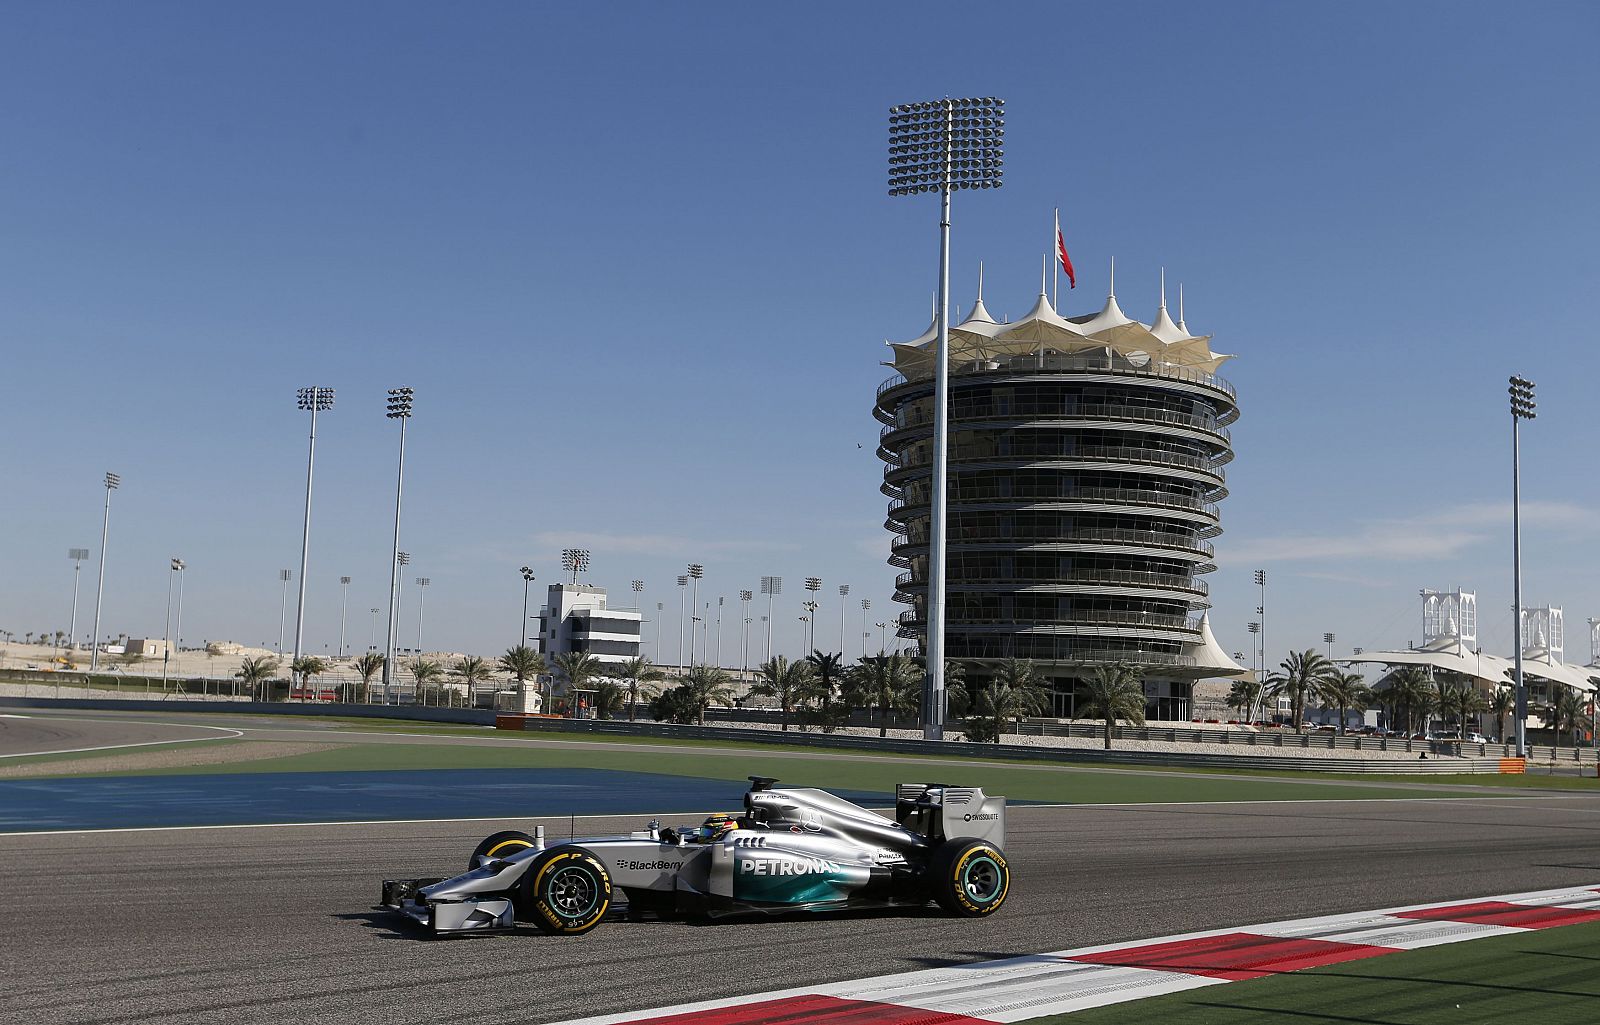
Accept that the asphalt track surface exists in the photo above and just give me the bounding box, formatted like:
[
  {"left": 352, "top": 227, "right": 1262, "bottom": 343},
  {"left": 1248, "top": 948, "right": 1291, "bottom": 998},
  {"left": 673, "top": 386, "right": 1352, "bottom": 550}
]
[
  {"left": 5, "top": 793, "right": 1599, "bottom": 1024},
  {"left": 0, "top": 713, "right": 235, "bottom": 758}
]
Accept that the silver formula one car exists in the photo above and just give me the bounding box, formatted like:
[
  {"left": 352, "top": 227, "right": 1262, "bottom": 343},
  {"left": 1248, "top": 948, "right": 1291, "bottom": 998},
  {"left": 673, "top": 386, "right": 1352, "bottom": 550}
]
[{"left": 379, "top": 776, "right": 1009, "bottom": 936}]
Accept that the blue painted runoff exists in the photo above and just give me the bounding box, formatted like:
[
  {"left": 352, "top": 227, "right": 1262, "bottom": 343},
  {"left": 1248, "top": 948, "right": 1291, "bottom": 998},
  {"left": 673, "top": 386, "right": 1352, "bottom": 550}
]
[{"left": 0, "top": 768, "right": 885, "bottom": 832}]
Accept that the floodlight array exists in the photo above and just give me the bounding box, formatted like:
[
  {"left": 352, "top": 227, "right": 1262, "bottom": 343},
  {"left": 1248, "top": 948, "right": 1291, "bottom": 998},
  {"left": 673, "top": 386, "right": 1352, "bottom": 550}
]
[
  {"left": 104, "top": 472, "right": 121, "bottom": 490},
  {"left": 297, "top": 386, "right": 335, "bottom": 411},
  {"left": 760, "top": 576, "right": 782, "bottom": 595},
  {"left": 1509, "top": 375, "right": 1536, "bottom": 420},
  {"left": 386, "top": 387, "right": 414, "bottom": 419},
  {"left": 687, "top": 563, "right": 704, "bottom": 580},
  {"left": 887, "top": 97, "right": 1005, "bottom": 195}
]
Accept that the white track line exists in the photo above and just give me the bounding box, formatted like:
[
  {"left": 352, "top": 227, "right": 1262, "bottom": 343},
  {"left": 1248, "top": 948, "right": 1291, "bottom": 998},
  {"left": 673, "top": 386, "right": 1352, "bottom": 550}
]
[
  {"left": 0, "top": 720, "right": 243, "bottom": 760},
  {"left": 558, "top": 883, "right": 1600, "bottom": 1025}
]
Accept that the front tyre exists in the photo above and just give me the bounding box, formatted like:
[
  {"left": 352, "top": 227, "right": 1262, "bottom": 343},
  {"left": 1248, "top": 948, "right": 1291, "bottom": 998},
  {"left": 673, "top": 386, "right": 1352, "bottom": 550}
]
[
  {"left": 525, "top": 848, "right": 612, "bottom": 935},
  {"left": 468, "top": 830, "right": 536, "bottom": 871},
  {"left": 930, "top": 839, "right": 1010, "bottom": 918}
]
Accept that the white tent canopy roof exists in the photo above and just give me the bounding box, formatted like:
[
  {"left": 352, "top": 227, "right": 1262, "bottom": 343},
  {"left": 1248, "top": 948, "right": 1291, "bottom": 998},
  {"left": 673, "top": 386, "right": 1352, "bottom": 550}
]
[
  {"left": 886, "top": 271, "right": 1232, "bottom": 381},
  {"left": 1340, "top": 640, "right": 1597, "bottom": 693}
]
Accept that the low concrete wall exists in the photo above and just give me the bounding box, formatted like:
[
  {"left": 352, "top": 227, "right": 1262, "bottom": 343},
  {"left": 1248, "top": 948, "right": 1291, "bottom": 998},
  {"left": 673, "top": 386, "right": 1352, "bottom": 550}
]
[
  {"left": 500, "top": 716, "right": 1512, "bottom": 774},
  {"left": 0, "top": 696, "right": 498, "bottom": 727}
]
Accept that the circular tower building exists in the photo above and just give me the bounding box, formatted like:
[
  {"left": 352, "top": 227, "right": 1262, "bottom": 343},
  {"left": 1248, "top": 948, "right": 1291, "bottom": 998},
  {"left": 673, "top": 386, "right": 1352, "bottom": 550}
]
[{"left": 875, "top": 274, "right": 1242, "bottom": 720}]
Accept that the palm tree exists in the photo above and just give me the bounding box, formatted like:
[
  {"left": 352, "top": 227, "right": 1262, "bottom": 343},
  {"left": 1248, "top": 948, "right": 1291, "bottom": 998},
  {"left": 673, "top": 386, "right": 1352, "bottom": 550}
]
[
  {"left": 849, "top": 652, "right": 922, "bottom": 737},
  {"left": 351, "top": 651, "right": 384, "bottom": 702},
  {"left": 941, "top": 659, "right": 971, "bottom": 719},
  {"left": 1457, "top": 688, "right": 1490, "bottom": 740},
  {"left": 235, "top": 656, "right": 278, "bottom": 701},
  {"left": 1075, "top": 661, "right": 1147, "bottom": 749},
  {"left": 615, "top": 656, "right": 666, "bottom": 721},
  {"left": 1264, "top": 650, "right": 1338, "bottom": 730},
  {"left": 1487, "top": 684, "right": 1514, "bottom": 742},
  {"left": 750, "top": 656, "right": 814, "bottom": 731},
  {"left": 409, "top": 658, "right": 444, "bottom": 705},
  {"left": 452, "top": 655, "right": 493, "bottom": 708},
  {"left": 965, "top": 657, "right": 1049, "bottom": 743},
  {"left": 290, "top": 655, "right": 329, "bottom": 699},
  {"left": 497, "top": 645, "right": 547, "bottom": 711},
  {"left": 1550, "top": 687, "right": 1586, "bottom": 747},
  {"left": 682, "top": 664, "right": 735, "bottom": 725},
  {"left": 552, "top": 651, "right": 604, "bottom": 717},
  {"left": 1226, "top": 679, "right": 1261, "bottom": 720},
  {"left": 801, "top": 650, "right": 848, "bottom": 731},
  {"left": 593, "top": 679, "right": 629, "bottom": 719},
  {"left": 1315, "top": 669, "right": 1369, "bottom": 735}
]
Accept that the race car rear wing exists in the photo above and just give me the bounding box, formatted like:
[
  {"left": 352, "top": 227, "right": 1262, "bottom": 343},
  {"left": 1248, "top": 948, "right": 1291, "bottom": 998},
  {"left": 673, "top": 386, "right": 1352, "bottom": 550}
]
[{"left": 894, "top": 783, "right": 1005, "bottom": 846}]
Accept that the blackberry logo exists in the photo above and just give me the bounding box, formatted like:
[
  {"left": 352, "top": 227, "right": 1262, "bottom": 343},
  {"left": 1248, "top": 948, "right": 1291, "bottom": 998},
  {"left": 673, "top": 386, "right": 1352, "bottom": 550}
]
[{"left": 616, "top": 859, "right": 678, "bottom": 871}]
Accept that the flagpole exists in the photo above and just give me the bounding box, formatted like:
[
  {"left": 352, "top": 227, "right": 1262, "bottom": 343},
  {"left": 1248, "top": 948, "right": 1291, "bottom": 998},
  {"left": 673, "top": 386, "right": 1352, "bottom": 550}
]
[{"left": 1052, "top": 208, "right": 1059, "bottom": 311}]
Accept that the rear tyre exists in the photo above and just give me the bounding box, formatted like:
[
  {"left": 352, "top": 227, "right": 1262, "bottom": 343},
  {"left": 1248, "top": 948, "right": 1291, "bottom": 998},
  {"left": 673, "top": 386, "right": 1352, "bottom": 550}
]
[
  {"left": 929, "top": 839, "right": 1009, "bottom": 918},
  {"left": 468, "top": 830, "right": 536, "bottom": 871},
  {"left": 524, "top": 847, "right": 612, "bottom": 935}
]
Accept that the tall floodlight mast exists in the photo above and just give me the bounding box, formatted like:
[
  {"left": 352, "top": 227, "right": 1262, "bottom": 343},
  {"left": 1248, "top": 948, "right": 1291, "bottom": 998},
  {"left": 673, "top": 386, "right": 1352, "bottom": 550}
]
[
  {"left": 519, "top": 566, "right": 536, "bottom": 647},
  {"left": 291, "top": 386, "right": 334, "bottom": 683},
  {"left": 338, "top": 576, "right": 352, "bottom": 658},
  {"left": 88, "top": 473, "right": 120, "bottom": 672},
  {"left": 382, "top": 386, "right": 414, "bottom": 702},
  {"left": 686, "top": 564, "right": 704, "bottom": 665},
  {"left": 887, "top": 96, "right": 1005, "bottom": 740},
  {"left": 760, "top": 576, "right": 782, "bottom": 663},
  {"left": 1509, "top": 375, "right": 1536, "bottom": 757},
  {"left": 67, "top": 548, "right": 90, "bottom": 651}
]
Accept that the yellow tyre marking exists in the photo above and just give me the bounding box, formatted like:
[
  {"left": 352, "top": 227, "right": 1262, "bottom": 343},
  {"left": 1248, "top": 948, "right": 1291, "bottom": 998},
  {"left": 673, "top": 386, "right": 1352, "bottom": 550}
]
[
  {"left": 534, "top": 852, "right": 610, "bottom": 932},
  {"left": 952, "top": 846, "right": 1008, "bottom": 914},
  {"left": 486, "top": 839, "right": 532, "bottom": 858}
]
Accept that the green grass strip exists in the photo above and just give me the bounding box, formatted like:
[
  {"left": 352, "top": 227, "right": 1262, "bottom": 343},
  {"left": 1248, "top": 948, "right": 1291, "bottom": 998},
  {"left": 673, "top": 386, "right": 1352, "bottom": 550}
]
[
  {"left": 1024, "top": 919, "right": 1600, "bottom": 1025},
  {"left": 33, "top": 738, "right": 1512, "bottom": 805}
]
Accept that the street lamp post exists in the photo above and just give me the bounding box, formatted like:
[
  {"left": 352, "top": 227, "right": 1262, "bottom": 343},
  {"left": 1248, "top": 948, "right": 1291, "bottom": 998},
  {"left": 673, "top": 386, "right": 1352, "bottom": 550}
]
[
  {"left": 739, "top": 590, "right": 752, "bottom": 677},
  {"left": 876, "top": 621, "right": 888, "bottom": 654},
  {"left": 837, "top": 585, "right": 850, "bottom": 654},
  {"left": 88, "top": 473, "right": 120, "bottom": 672},
  {"left": 655, "top": 602, "right": 664, "bottom": 658},
  {"left": 162, "top": 558, "right": 185, "bottom": 690},
  {"left": 338, "top": 576, "right": 351, "bottom": 658},
  {"left": 760, "top": 576, "right": 781, "bottom": 664},
  {"left": 382, "top": 386, "right": 414, "bottom": 703},
  {"left": 715, "top": 596, "right": 725, "bottom": 668},
  {"left": 67, "top": 548, "right": 89, "bottom": 651},
  {"left": 687, "top": 564, "right": 704, "bottom": 665},
  {"left": 291, "top": 386, "right": 334, "bottom": 695},
  {"left": 676, "top": 575, "right": 688, "bottom": 672},
  {"left": 415, "top": 577, "right": 430, "bottom": 653},
  {"left": 520, "top": 567, "right": 536, "bottom": 647},
  {"left": 1247, "top": 621, "right": 1262, "bottom": 721},
  {"left": 1510, "top": 375, "right": 1536, "bottom": 757},
  {"left": 804, "top": 578, "right": 821, "bottom": 654},
  {"left": 889, "top": 96, "right": 1005, "bottom": 741},
  {"left": 277, "top": 569, "right": 292, "bottom": 656}
]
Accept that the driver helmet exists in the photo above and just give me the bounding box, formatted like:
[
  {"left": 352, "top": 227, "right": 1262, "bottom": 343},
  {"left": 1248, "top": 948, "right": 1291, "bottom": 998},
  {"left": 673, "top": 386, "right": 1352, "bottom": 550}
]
[{"left": 698, "top": 813, "right": 740, "bottom": 841}]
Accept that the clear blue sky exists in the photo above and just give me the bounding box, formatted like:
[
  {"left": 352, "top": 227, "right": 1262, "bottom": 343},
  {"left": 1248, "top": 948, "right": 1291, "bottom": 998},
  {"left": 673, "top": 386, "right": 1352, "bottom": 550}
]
[{"left": 3, "top": 1, "right": 1597, "bottom": 669}]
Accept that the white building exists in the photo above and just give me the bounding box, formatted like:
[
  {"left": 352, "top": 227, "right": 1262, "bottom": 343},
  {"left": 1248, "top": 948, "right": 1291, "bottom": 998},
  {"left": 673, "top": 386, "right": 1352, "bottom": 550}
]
[{"left": 538, "top": 583, "right": 643, "bottom": 673}]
